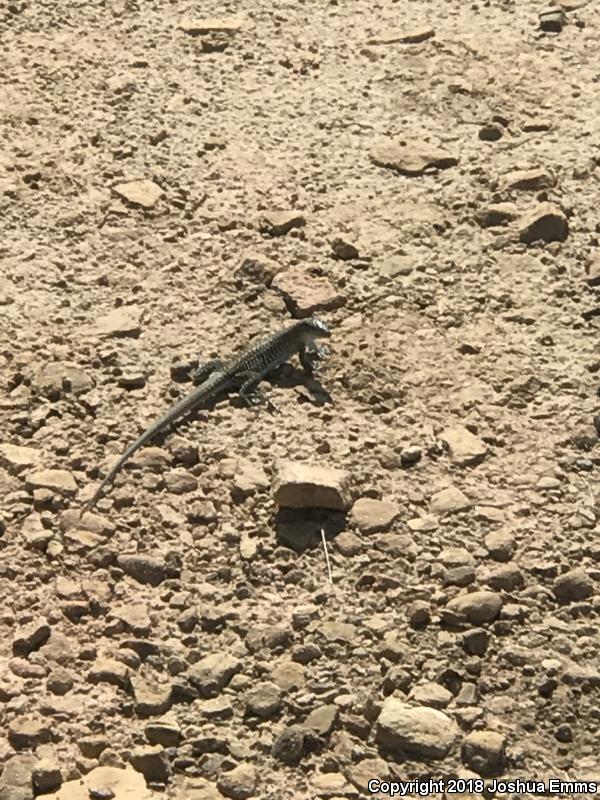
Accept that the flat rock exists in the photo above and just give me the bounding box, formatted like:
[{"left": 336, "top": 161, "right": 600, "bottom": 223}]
[
  {"left": 259, "top": 210, "right": 305, "bottom": 237},
  {"left": 518, "top": 202, "right": 568, "bottom": 244},
  {"left": 8, "top": 717, "right": 52, "bottom": 750},
  {"left": 272, "top": 459, "right": 351, "bottom": 510},
  {"left": 43, "top": 766, "right": 156, "bottom": 800},
  {"left": 370, "top": 141, "right": 458, "bottom": 176},
  {"left": 21, "top": 513, "right": 53, "bottom": 550},
  {"left": 0, "top": 754, "right": 38, "bottom": 800},
  {"left": 302, "top": 704, "right": 339, "bottom": 736},
  {"left": 501, "top": 167, "right": 554, "bottom": 191},
  {"left": 113, "top": 179, "right": 164, "bottom": 209},
  {"left": 25, "top": 469, "right": 77, "bottom": 496},
  {"left": 378, "top": 254, "right": 415, "bottom": 278},
  {"left": 0, "top": 443, "right": 43, "bottom": 472},
  {"left": 376, "top": 700, "right": 459, "bottom": 759},
  {"left": 408, "top": 682, "right": 453, "bottom": 709},
  {"left": 439, "top": 425, "right": 487, "bottom": 466},
  {"left": 271, "top": 266, "right": 345, "bottom": 317},
  {"left": 188, "top": 653, "right": 241, "bottom": 697},
  {"left": 445, "top": 591, "right": 503, "bottom": 625},
  {"left": 270, "top": 659, "right": 305, "bottom": 691},
  {"left": 180, "top": 16, "right": 245, "bottom": 35},
  {"left": 430, "top": 486, "right": 471, "bottom": 513},
  {"left": 89, "top": 307, "right": 142, "bottom": 338},
  {"left": 311, "top": 772, "right": 357, "bottom": 796},
  {"left": 315, "top": 620, "right": 357, "bottom": 643},
  {"left": 88, "top": 658, "right": 130, "bottom": 689},
  {"left": 350, "top": 497, "right": 399, "bottom": 533},
  {"left": 367, "top": 27, "right": 435, "bottom": 45}
]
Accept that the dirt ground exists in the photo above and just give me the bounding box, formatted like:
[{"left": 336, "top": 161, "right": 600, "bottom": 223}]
[{"left": 2, "top": 0, "right": 600, "bottom": 798}]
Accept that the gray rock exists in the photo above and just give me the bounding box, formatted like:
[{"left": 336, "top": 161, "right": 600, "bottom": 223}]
[
  {"left": 376, "top": 700, "right": 459, "bottom": 759},
  {"left": 461, "top": 730, "right": 506, "bottom": 777}
]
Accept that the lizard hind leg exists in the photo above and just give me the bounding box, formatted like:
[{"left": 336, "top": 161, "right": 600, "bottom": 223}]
[{"left": 191, "top": 358, "right": 223, "bottom": 385}]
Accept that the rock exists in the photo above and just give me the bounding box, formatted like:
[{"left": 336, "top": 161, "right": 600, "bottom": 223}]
[
  {"left": 370, "top": 141, "right": 458, "bottom": 176},
  {"left": 378, "top": 254, "right": 415, "bottom": 278},
  {"left": 331, "top": 236, "right": 359, "bottom": 260},
  {"left": 334, "top": 530, "right": 363, "bottom": 556},
  {"left": 20, "top": 513, "right": 53, "bottom": 550},
  {"left": 439, "top": 426, "right": 487, "bottom": 466},
  {"left": 271, "top": 660, "right": 305, "bottom": 691},
  {"left": 217, "top": 764, "right": 257, "bottom": 799},
  {"left": 272, "top": 725, "right": 305, "bottom": 765},
  {"left": 316, "top": 621, "right": 357, "bottom": 643},
  {"left": 479, "top": 123, "right": 503, "bottom": 141},
  {"left": 8, "top": 717, "right": 52, "bottom": 750},
  {"left": 113, "top": 180, "right": 164, "bottom": 209},
  {"left": 12, "top": 619, "right": 51, "bottom": 656},
  {"left": 244, "top": 681, "right": 282, "bottom": 718},
  {"left": 475, "top": 202, "right": 518, "bottom": 227},
  {"left": 89, "top": 307, "right": 142, "bottom": 338},
  {"left": 553, "top": 569, "right": 594, "bottom": 602},
  {"left": 445, "top": 591, "right": 503, "bottom": 625},
  {"left": 188, "top": 653, "right": 241, "bottom": 697},
  {"left": 463, "top": 628, "right": 490, "bottom": 656},
  {"left": 144, "top": 718, "right": 181, "bottom": 748},
  {"left": 271, "top": 266, "right": 345, "bottom": 317},
  {"left": 347, "top": 757, "right": 390, "bottom": 793},
  {"left": 259, "top": 210, "right": 305, "bottom": 237},
  {"left": 484, "top": 531, "right": 515, "bottom": 562},
  {"left": 539, "top": 6, "right": 565, "bottom": 32},
  {"left": 484, "top": 565, "right": 524, "bottom": 591},
  {"left": 232, "top": 462, "right": 269, "bottom": 499},
  {"left": 302, "top": 704, "right": 339, "bottom": 736},
  {"left": 180, "top": 16, "right": 245, "bottom": 35},
  {"left": 501, "top": 167, "right": 554, "bottom": 191},
  {"left": 367, "top": 27, "right": 435, "bottom": 45},
  {"left": 32, "top": 363, "right": 93, "bottom": 397},
  {"left": 518, "top": 202, "right": 568, "bottom": 244},
  {"left": 43, "top": 766, "right": 155, "bottom": 800},
  {"left": 461, "top": 730, "right": 506, "bottom": 777},
  {"left": 311, "top": 772, "right": 357, "bottom": 796},
  {"left": 584, "top": 257, "right": 600, "bottom": 287},
  {"left": 0, "top": 754, "right": 38, "bottom": 800},
  {"left": 131, "top": 676, "right": 173, "bottom": 716},
  {"left": 234, "top": 253, "right": 281, "bottom": 286},
  {"left": 117, "top": 554, "right": 166, "bottom": 586},
  {"left": 32, "top": 758, "right": 62, "bottom": 794},
  {"left": 407, "top": 601, "right": 430, "bottom": 628},
  {"left": 376, "top": 700, "right": 459, "bottom": 759},
  {"left": 25, "top": 469, "right": 77, "bottom": 496},
  {"left": 88, "top": 658, "right": 130, "bottom": 690},
  {"left": 408, "top": 683, "right": 453, "bottom": 709},
  {"left": 129, "top": 745, "right": 170, "bottom": 784},
  {"left": 0, "top": 443, "right": 42, "bottom": 471},
  {"left": 430, "top": 486, "right": 471, "bottom": 513},
  {"left": 350, "top": 498, "right": 399, "bottom": 533},
  {"left": 47, "top": 668, "right": 73, "bottom": 695},
  {"left": 111, "top": 602, "right": 151, "bottom": 635},
  {"left": 272, "top": 459, "right": 351, "bottom": 510}
]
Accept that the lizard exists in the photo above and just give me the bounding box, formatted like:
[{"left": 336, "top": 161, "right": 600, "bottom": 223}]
[{"left": 80, "top": 316, "right": 331, "bottom": 514}]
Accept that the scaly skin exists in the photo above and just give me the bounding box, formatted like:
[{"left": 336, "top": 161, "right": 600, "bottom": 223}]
[{"left": 80, "top": 317, "right": 331, "bottom": 514}]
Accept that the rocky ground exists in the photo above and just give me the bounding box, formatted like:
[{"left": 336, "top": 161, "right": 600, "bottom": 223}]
[{"left": 2, "top": 0, "right": 600, "bottom": 798}]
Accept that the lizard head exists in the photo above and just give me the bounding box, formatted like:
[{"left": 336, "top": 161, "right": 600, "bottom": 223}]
[{"left": 301, "top": 317, "right": 331, "bottom": 340}]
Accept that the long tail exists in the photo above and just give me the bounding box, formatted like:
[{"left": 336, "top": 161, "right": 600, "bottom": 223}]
[{"left": 80, "top": 379, "right": 222, "bottom": 515}]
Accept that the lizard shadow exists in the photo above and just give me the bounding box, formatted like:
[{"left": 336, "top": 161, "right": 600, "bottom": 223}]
[{"left": 152, "top": 363, "right": 331, "bottom": 444}]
